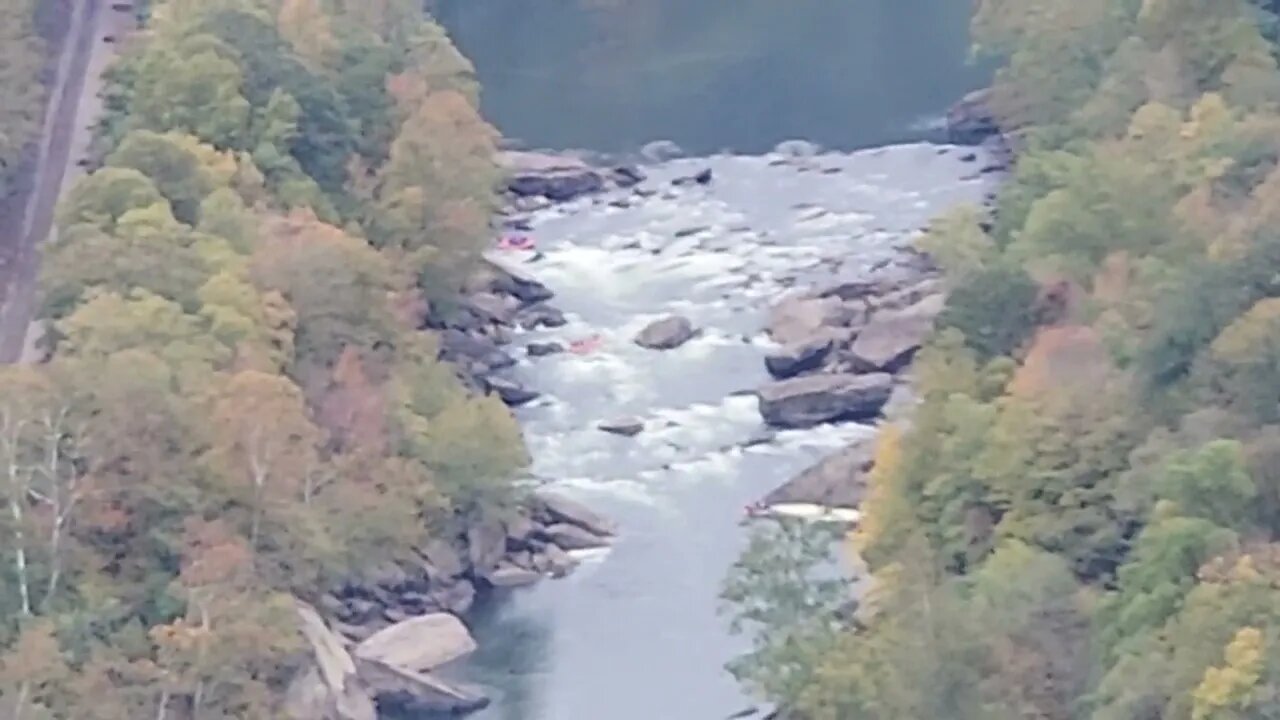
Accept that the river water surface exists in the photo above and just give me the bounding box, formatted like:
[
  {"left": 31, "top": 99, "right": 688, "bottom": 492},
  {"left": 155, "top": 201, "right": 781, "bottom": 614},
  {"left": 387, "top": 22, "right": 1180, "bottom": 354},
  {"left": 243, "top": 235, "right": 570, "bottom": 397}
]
[{"left": 431, "top": 3, "right": 994, "bottom": 719}]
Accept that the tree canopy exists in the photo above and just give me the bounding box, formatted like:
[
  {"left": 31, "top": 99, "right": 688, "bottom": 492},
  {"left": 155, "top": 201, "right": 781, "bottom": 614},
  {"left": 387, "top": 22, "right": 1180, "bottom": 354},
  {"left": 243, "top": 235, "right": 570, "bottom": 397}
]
[{"left": 724, "top": 2, "right": 1280, "bottom": 719}]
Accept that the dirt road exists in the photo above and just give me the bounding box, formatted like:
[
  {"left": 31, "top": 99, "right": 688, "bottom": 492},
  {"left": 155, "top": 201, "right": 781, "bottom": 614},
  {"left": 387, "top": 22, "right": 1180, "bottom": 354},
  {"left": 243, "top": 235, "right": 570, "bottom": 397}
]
[{"left": 0, "top": 0, "right": 134, "bottom": 363}]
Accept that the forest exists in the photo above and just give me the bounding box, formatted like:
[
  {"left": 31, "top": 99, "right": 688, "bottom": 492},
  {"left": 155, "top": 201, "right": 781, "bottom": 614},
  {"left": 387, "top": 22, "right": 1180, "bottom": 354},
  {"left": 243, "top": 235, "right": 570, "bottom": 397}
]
[
  {"left": 0, "top": 0, "right": 47, "bottom": 200},
  {"left": 724, "top": 0, "right": 1280, "bottom": 718},
  {"left": 0, "top": 0, "right": 527, "bottom": 716}
]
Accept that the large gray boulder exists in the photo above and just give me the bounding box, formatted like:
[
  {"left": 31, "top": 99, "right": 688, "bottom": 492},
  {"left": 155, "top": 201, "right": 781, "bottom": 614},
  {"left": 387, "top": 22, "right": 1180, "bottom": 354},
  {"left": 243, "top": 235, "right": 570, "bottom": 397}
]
[
  {"left": 285, "top": 601, "right": 378, "bottom": 720},
  {"left": 848, "top": 295, "right": 944, "bottom": 373},
  {"left": 501, "top": 151, "right": 604, "bottom": 202},
  {"left": 765, "top": 331, "right": 838, "bottom": 379},
  {"left": 767, "top": 295, "right": 859, "bottom": 345},
  {"left": 764, "top": 442, "right": 874, "bottom": 507},
  {"left": 354, "top": 613, "right": 477, "bottom": 673},
  {"left": 757, "top": 373, "right": 894, "bottom": 428},
  {"left": 634, "top": 315, "right": 696, "bottom": 350},
  {"left": 534, "top": 491, "right": 618, "bottom": 537}
]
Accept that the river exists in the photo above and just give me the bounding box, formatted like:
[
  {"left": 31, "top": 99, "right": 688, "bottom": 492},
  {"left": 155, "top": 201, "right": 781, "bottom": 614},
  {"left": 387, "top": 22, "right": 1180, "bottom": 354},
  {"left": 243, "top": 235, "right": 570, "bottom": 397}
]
[{"left": 431, "top": 3, "right": 994, "bottom": 719}]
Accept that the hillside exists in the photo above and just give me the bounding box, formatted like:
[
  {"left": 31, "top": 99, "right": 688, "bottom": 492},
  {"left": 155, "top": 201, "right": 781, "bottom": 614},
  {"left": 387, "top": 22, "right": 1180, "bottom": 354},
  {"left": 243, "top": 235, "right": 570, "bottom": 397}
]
[{"left": 723, "top": 1, "right": 1280, "bottom": 718}]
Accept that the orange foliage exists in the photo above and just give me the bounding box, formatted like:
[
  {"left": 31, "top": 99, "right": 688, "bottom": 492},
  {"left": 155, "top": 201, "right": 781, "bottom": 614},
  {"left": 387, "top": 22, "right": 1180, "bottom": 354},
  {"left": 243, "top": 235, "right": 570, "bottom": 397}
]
[{"left": 1009, "top": 325, "right": 1112, "bottom": 399}]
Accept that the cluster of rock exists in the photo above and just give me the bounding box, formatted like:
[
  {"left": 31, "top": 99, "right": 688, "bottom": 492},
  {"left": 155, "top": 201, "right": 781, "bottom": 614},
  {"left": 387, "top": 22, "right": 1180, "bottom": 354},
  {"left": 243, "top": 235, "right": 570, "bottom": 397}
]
[
  {"left": 289, "top": 492, "right": 615, "bottom": 718},
  {"left": 433, "top": 258, "right": 564, "bottom": 405},
  {"left": 755, "top": 265, "right": 944, "bottom": 429}
]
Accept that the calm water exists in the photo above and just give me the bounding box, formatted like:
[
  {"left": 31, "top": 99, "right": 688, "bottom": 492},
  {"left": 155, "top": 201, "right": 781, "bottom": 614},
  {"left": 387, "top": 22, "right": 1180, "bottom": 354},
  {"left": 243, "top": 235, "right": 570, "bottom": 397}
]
[
  {"left": 434, "top": 0, "right": 990, "bottom": 155},
  {"left": 425, "top": 4, "right": 992, "bottom": 719}
]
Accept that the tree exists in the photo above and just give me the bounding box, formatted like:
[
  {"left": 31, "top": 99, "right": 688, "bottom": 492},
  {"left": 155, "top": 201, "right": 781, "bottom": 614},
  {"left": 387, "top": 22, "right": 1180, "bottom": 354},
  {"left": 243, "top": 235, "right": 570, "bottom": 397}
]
[
  {"left": 55, "top": 289, "right": 230, "bottom": 390},
  {"left": 374, "top": 87, "right": 498, "bottom": 290},
  {"left": 250, "top": 210, "right": 396, "bottom": 371},
  {"left": 937, "top": 261, "right": 1039, "bottom": 360},
  {"left": 105, "top": 130, "right": 234, "bottom": 224},
  {"left": 720, "top": 519, "right": 848, "bottom": 707},
  {"left": 57, "top": 168, "right": 165, "bottom": 233},
  {"left": 208, "top": 370, "right": 320, "bottom": 552}
]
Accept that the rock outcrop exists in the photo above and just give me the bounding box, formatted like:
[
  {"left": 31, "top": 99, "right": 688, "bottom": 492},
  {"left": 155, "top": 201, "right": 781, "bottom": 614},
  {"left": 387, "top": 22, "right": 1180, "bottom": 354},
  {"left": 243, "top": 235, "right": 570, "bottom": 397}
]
[
  {"left": 286, "top": 601, "right": 377, "bottom": 720},
  {"left": 763, "top": 442, "right": 874, "bottom": 507}
]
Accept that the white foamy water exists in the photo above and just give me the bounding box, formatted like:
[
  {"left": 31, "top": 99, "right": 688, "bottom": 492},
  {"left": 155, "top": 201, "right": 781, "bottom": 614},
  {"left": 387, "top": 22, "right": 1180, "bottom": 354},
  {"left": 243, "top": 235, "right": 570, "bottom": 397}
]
[{"left": 459, "top": 144, "right": 999, "bottom": 720}]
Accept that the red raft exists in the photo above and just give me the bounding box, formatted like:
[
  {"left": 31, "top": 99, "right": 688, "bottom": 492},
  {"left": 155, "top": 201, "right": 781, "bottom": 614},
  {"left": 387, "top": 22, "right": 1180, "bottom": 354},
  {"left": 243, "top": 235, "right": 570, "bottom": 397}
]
[{"left": 497, "top": 234, "right": 536, "bottom": 251}]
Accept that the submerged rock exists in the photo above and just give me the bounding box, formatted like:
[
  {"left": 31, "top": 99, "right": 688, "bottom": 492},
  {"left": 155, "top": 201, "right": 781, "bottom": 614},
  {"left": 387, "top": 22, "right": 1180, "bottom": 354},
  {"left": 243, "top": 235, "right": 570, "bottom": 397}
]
[
  {"left": 526, "top": 341, "right": 564, "bottom": 357},
  {"left": 634, "top": 315, "right": 697, "bottom": 350},
  {"left": 757, "top": 373, "right": 894, "bottom": 428},
  {"left": 599, "top": 417, "right": 645, "bottom": 436}
]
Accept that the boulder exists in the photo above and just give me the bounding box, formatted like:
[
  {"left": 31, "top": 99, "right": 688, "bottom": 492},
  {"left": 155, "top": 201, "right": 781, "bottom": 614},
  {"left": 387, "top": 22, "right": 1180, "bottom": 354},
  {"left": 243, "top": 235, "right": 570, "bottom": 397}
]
[
  {"left": 543, "top": 523, "right": 611, "bottom": 551},
  {"left": 466, "top": 292, "right": 518, "bottom": 325},
  {"left": 849, "top": 296, "right": 944, "bottom": 373},
  {"left": 534, "top": 491, "right": 618, "bottom": 537},
  {"left": 428, "top": 580, "right": 476, "bottom": 616},
  {"left": 487, "top": 377, "right": 539, "bottom": 406},
  {"left": 612, "top": 165, "right": 646, "bottom": 187},
  {"left": 518, "top": 303, "right": 567, "bottom": 329},
  {"left": 537, "top": 543, "right": 578, "bottom": 577},
  {"left": 285, "top": 601, "right": 377, "bottom": 720},
  {"left": 463, "top": 259, "right": 553, "bottom": 306},
  {"left": 765, "top": 332, "right": 837, "bottom": 379},
  {"left": 757, "top": 373, "right": 894, "bottom": 428},
  {"left": 486, "top": 562, "right": 542, "bottom": 588},
  {"left": 354, "top": 613, "right": 477, "bottom": 673},
  {"left": 501, "top": 151, "right": 604, "bottom": 201},
  {"left": 767, "top": 295, "right": 857, "bottom": 345},
  {"left": 527, "top": 341, "right": 564, "bottom": 357},
  {"left": 599, "top": 417, "right": 645, "bottom": 436},
  {"left": 635, "top": 315, "right": 696, "bottom": 350},
  {"left": 764, "top": 442, "right": 874, "bottom": 507},
  {"left": 356, "top": 658, "right": 489, "bottom": 717}
]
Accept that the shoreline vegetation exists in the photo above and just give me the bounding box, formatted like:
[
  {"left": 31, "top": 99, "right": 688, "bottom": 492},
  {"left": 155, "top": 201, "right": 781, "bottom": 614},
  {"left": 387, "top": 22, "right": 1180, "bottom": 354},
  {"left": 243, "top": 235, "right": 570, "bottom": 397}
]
[
  {"left": 0, "top": 0, "right": 613, "bottom": 716},
  {"left": 722, "top": 1, "right": 1280, "bottom": 719}
]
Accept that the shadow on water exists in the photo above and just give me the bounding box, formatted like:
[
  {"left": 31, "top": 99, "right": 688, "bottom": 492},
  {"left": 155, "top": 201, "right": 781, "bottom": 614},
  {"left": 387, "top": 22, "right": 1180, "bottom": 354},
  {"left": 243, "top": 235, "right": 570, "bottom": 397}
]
[{"left": 432, "top": 0, "right": 992, "bottom": 154}]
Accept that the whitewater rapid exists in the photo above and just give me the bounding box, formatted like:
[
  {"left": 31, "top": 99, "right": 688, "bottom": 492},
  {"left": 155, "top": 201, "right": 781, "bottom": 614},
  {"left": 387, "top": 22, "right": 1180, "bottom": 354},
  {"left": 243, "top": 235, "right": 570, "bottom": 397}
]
[{"left": 455, "top": 144, "right": 998, "bottom": 720}]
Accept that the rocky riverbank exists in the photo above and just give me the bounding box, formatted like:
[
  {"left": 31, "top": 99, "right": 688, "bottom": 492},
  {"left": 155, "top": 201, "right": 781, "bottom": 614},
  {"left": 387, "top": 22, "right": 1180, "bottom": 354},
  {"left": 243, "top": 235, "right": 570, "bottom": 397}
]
[
  {"left": 289, "top": 489, "right": 617, "bottom": 717},
  {"left": 754, "top": 88, "right": 1011, "bottom": 518}
]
